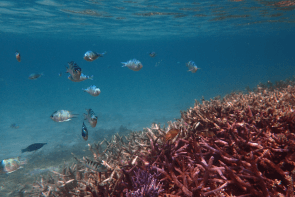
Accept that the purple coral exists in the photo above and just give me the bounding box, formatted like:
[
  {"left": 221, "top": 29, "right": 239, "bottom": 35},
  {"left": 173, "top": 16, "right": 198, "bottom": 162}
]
[{"left": 126, "top": 167, "right": 163, "bottom": 197}]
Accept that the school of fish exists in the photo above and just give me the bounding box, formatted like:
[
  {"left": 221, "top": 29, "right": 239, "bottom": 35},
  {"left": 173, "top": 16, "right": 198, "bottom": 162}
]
[
  {"left": 3, "top": 50, "right": 201, "bottom": 174},
  {"left": 19, "top": 50, "right": 201, "bottom": 142}
]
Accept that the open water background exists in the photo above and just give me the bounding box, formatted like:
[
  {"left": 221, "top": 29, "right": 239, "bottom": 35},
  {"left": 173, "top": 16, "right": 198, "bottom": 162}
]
[{"left": 0, "top": 0, "right": 295, "bottom": 195}]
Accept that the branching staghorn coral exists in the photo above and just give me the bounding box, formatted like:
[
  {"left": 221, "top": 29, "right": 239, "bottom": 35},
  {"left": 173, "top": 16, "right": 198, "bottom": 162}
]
[
  {"left": 125, "top": 166, "right": 163, "bottom": 197},
  {"left": 28, "top": 79, "right": 295, "bottom": 196}
]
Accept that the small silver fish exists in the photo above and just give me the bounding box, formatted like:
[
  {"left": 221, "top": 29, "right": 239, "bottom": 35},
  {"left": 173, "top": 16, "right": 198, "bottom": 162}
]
[
  {"left": 186, "top": 61, "right": 200, "bottom": 73},
  {"left": 28, "top": 73, "right": 43, "bottom": 80},
  {"left": 82, "top": 85, "right": 101, "bottom": 97},
  {"left": 148, "top": 52, "right": 156, "bottom": 57},
  {"left": 84, "top": 51, "right": 106, "bottom": 62},
  {"left": 50, "top": 110, "right": 78, "bottom": 122},
  {"left": 84, "top": 109, "right": 98, "bottom": 128},
  {"left": 121, "top": 59, "right": 143, "bottom": 71},
  {"left": 0, "top": 157, "right": 26, "bottom": 174},
  {"left": 68, "top": 73, "right": 93, "bottom": 82},
  {"left": 82, "top": 122, "right": 88, "bottom": 141},
  {"left": 15, "top": 51, "right": 21, "bottom": 62},
  {"left": 65, "top": 61, "right": 81, "bottom": 81}
]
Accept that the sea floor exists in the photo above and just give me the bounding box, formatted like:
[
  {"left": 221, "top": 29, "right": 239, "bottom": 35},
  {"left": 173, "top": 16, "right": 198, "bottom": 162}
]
[
  {"left": 0, "top": 148, "right": 86, "bottom": 196},
  {"left": 0, "top": 98, "right": 182, "bottom": 196}
]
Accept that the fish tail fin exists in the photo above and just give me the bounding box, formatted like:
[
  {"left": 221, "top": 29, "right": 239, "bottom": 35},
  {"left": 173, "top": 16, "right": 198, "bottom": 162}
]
[
  {"left": 121, "top": 62, "right": 126, "bottom": 67},
  {"left": 103, "top": 51, "right": 107, "bottom": 55},
  {"left": 88, "top": 75, "right": 94, "bottom": 80},
  {"left": 83, "top": 113, "right": 87, "bottom": 120},
  {"left": 189, "top": 68, "right": 200, "bottom": 72}
]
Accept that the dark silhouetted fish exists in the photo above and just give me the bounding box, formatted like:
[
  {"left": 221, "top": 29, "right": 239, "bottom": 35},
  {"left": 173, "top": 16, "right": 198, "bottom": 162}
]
[
  {"left": 21, "top": 143, "right": 47, "bottom": 153},
  {"left": 82, "top": 122, "right": 88, "bottom": 141}
]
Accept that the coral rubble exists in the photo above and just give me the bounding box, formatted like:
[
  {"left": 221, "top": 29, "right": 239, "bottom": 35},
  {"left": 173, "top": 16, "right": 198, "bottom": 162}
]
[{"left": 29, "top": 80, "right": 295, "bottom": 196}]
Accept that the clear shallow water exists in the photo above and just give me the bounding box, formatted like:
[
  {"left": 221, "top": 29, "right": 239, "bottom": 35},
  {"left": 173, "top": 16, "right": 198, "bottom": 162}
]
[
  {"left": 0, "top": 0, "right": 295, "bottom": 195},
  {"left": 0, "top": 0, "right": 295, "bottom": 39}
]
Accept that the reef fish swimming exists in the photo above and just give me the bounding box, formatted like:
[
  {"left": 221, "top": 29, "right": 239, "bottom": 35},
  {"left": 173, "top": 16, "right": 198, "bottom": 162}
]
[
  {"left": 15, "top": 51, "right": 21, "bottom": 62},
  {"left": 28, "top": 73, "right": 43, "bottom": 80},
  {"left": 84, "top": 109, "right": 98, "bottom": 128},
  {"left": 72, "top": 154, "right": 105, "bottom": 172},
  {"left": 148, "top": 52, "right": 156, "bottom": 57},
  {"left": 121, "top": 59, "right": 143, "bottom": 71},
  {"left": 68, "top": 73, "right": 93, "bottom": 82},
  {"left": 0, "top": 157, "right": 26, "bottom": 174},
  {"left": 50, "top": 110, "right": 78, "bottom": 122},
  {"left": 21, "top": 143, "right": 47, "bottom": 153},
  {"left": 66, "top": 61, "right": 82, "bottom": 81},
  {"left": 165, "top": 129, "right": 180, "bottom": 142},
  {"left": 186, "top": 61, "right": 200, "bottom": 73},
  {"left": 10, "top": 123, "right": 19, "bottom": 129},
  {"left": 82, "top": 122, "right": 88, "bottom": 141},
  {"left": 82, "top": 85, "right": 101, "bottom": 97},
  {"left": 84, "top": 51, "right": 106, "bottom": 62}
]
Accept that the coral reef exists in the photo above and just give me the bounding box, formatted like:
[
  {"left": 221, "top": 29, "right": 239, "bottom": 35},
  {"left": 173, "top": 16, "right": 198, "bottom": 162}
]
[
  {"left": 28, "top": 80, "right": 295, "bottom": 196},
  {"left": 124, "top": 166, "right": 163, "bottom": 197}
]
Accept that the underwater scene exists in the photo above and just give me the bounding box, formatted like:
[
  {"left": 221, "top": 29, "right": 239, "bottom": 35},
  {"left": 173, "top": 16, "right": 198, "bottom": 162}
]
[{"left": 1, "top": 0, "right": 295, "bottom": 196}]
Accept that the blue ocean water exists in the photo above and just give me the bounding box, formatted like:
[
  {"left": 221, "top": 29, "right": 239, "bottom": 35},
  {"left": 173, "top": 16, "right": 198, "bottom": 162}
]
[{"left": 0, "top": 0, "right": 295, "bottom": 194}]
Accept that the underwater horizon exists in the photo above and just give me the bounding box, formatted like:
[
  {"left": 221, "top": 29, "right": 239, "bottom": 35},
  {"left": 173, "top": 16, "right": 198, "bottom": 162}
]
[{"left": 1, "top": 0, "right": 295, "bottom": 196}]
